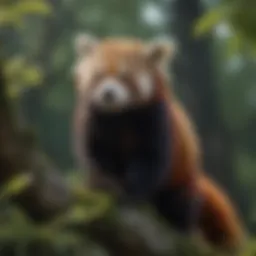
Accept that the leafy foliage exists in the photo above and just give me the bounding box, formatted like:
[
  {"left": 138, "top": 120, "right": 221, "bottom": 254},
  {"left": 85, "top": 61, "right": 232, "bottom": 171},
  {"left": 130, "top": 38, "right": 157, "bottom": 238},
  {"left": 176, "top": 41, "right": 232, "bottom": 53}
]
[
  {"left": 195, "top": 0, "right": 256, "bottom": 56},
  {"left": 0, "top": 0, "right": 52, "bottom": 99},
  {"left": 0, "top": 173, "right": 112, "bottom": 256},
  {"left": 0, "top": 0, "right": 51, "bottom": 26},
  {"left": 0, "top": 173, "right": 32, "bottom": 200},
  {"left": 3, "top": 57, "right": 43, "bottom": 99},
  {"left": 194, "top": 5, "right": 230, "bottom": 37}
]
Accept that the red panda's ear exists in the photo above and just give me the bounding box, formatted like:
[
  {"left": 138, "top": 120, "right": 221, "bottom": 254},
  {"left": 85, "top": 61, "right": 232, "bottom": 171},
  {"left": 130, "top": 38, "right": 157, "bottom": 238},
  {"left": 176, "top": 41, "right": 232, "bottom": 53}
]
[
  {"left": 145, "top": 38, "right": 176, "bottom": 68},
  {"left": 74, "top": 33, "right": 98, "bottom": 58}
]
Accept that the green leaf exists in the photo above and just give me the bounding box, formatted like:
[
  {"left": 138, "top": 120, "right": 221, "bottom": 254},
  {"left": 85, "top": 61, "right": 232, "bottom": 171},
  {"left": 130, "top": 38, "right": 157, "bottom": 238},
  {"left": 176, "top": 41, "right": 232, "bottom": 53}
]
[
  {"left": 0, "top": 7, "right": 19, "bottom": 26},
  {"left": 22, "top": 66, "right": 43, "bottom": 85},
  {"left": 67, "top": 205, "right": 88, "bottom": 223},
  {"left": 226, "top": 33, "right": 242, "bottom": 57},
  {"left": 0, "top": 1, "right": 51, "bottom": 27},
  {"left": 14, "top": 0, "right": 52, "bottom": 16},
  {"left": 7, "top": 84, "right": 22, "bottom": 99},
  {"left": 194, "top": 6, "right": 229, "bottom": 37},
  {"left": 4, "top": 58, "right": 43, "bottom": 98},
  {"left": 4, "top": 57, "right": 26, "bottom": 77},
  {"left": 0, "top": 174, "right": 33, "bottom": 201}
]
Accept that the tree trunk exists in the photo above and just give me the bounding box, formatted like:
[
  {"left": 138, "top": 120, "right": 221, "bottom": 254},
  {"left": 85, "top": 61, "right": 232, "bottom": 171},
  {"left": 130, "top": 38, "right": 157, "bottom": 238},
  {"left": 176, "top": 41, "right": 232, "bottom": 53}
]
[{"left": 169, "top": 0, "right": 249, "bottom": 221}]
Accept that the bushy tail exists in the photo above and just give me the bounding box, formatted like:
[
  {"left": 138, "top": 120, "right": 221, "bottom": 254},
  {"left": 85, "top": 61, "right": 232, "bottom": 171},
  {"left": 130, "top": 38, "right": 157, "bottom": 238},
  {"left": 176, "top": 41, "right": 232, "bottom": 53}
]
[{"left": 197, "top": 175, "right": 247, "bottom": 254}]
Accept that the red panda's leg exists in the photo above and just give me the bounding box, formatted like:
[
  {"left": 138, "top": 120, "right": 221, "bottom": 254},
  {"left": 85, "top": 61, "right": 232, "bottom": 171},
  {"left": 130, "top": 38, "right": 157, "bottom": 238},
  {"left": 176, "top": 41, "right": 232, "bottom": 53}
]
[{"left": 152, "top": 184, "right": 203, "bottom": 233}]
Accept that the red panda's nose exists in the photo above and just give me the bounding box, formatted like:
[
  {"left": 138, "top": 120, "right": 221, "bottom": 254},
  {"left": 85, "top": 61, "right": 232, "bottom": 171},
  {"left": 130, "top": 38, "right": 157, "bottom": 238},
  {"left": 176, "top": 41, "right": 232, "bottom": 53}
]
[{"left": 103, "top": 89, "right": 115, "bottom": 102}]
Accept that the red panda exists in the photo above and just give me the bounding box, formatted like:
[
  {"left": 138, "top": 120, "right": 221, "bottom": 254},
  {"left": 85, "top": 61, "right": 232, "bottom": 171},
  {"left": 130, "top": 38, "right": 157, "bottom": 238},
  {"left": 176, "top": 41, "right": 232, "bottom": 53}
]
[{"left": 72, "top": 33, "right": 246, "bottom": 253}]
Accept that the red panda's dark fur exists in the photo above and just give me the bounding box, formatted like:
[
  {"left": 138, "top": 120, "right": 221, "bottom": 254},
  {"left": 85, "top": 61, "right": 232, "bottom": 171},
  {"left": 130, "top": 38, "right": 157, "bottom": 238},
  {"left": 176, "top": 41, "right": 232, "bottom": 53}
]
[{"left": 73, "top": 38, "right": 246, "bottom": 253}]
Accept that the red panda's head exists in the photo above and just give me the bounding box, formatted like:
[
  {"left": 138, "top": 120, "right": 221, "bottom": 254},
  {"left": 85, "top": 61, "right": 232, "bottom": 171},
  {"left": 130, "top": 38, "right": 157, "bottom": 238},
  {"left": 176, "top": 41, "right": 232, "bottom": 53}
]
[{"left": 73, "top": 34, "right": 175, "bottom": 112}]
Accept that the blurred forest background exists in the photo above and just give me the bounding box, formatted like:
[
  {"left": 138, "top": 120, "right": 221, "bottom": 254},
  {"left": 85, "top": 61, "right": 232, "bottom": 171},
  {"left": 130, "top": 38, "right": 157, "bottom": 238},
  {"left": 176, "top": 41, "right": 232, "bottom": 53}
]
[{"left": 0, "top": 0, "right": 256, "bottom": 255}]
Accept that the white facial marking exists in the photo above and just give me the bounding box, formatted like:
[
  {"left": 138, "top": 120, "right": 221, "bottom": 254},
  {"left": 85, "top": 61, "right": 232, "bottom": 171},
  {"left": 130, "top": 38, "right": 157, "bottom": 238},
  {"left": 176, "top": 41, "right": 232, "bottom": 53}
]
[
  {"left": 92, "top": 77, "right": 131, "bottom": 109},
  {"left": 136, "top": 73, "right": 154, "bottom": 99}
]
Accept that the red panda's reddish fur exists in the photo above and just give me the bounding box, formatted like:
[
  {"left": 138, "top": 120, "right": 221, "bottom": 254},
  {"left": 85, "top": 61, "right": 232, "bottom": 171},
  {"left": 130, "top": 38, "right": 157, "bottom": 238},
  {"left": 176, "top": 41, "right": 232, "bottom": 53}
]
[
  {"left": 160, "top": 89, "right": 245, "bottom": 251},
  {"left": 143, "top": 67, "right": 246, "bottom": 251},
  {"left": 165, "top": 97, "right": 245, "bottom": 251},
  {"left": 197, "top": 175, "right": 245, "bottom": 251}
]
